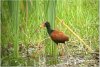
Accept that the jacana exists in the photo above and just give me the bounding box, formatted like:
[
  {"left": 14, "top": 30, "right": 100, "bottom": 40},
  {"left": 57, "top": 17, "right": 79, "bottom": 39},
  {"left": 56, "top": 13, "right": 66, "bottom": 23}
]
[{"left": 41, "top": 21, "right": 69, "bottom": 56}]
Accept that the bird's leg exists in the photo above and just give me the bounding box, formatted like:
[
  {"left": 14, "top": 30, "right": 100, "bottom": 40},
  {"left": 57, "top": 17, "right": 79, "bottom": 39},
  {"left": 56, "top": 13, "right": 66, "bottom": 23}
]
[
  {"left": 57, "top": 44, "right": 60, "bottom": 52},
  {"left": 65, "top": 42, "right": 70, "bottom": 57},
  {"left": 61, "top": 44, "right": 65, "bottom": 56},
  {"left": 56, "top": 44, "right": 59, "bottom": 56}
]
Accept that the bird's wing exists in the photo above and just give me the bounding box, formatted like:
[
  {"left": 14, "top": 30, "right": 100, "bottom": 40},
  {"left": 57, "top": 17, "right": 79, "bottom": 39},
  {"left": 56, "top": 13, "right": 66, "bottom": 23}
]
[{"left": 50, "top": 30, "right": 68, "bottom": 41}]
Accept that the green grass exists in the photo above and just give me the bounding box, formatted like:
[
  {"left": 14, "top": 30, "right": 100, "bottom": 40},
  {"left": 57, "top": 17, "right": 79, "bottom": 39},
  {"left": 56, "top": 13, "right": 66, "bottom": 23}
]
[{"left": 1, "top": 0, "right": 99, "bottom": 66}]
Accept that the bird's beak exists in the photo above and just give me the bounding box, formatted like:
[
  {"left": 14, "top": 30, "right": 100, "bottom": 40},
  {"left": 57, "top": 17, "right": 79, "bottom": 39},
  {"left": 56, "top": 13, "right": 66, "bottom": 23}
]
[{"left": 40, "top": 23, "right": 45, "bottom": 28}]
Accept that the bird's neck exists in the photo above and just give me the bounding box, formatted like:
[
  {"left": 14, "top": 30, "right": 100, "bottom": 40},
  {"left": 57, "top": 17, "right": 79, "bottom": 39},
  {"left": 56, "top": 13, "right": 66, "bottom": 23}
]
[{"left": 46, "top": 26, "right": 53, "bottom": 35}]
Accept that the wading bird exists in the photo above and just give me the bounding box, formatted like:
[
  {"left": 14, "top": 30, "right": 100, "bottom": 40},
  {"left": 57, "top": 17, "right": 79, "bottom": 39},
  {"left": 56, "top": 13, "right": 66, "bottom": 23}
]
[{"left": 41, "top": 21, "right": 69, "bottom": 56}]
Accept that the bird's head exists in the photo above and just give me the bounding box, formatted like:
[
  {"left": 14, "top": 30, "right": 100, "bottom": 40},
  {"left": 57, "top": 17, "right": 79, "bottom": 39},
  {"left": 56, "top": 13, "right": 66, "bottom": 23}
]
[{"left": 40, "top": 21, "right": 50, "bottom": 28}]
